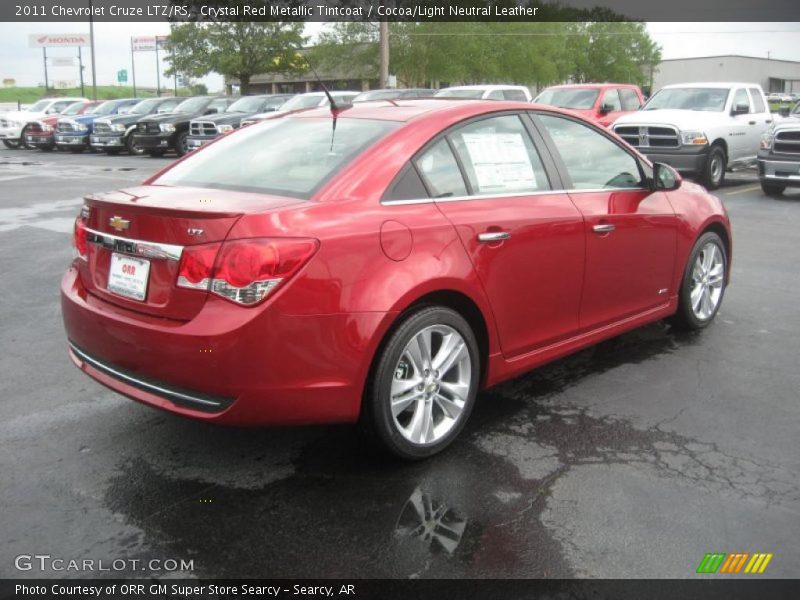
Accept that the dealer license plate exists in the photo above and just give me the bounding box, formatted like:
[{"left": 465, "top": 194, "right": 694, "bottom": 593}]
[{"left": 108, "top": 253, "right": 150, "bottom": 301}]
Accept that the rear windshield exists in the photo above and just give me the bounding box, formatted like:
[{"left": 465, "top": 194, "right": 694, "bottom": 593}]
[
  {"left": 435, "top": 89, "right": 485, "bottom": 99},
  {"left": 155, "top": 117, "right": 399, "bottom": 199},
  {"left": 643, "top": 88, "right": 730, "bottom": 112},
  {"left": 535, "top": 88, "right": 599, "bottom": 110}
]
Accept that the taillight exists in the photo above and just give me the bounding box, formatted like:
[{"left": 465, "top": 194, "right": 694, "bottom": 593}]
[
  {"left": 73, "top": 217, "right": 87, "bottom": 260},
  {"left": 177, "top": 238, "right": 318, "bottom": 306}
]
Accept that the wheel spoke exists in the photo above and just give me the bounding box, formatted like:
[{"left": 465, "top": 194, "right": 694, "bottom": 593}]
[
  {"left": 691, "top": 284, "right": 704, "bottom": 312},
  {"left": 434, "top": 392, "right": 464, "bottom": 420},
  {"left": 391, "top": 391, "right": 423, "bottom": 418},
  {"left": 391, "top": 376, "right": 423, "bottom": 398},
  {"left": 434, "top": 337, "right": 466, "bottom": 377},
  {"left": 703, "top": 245, "right": 717, "bottom": 272}
]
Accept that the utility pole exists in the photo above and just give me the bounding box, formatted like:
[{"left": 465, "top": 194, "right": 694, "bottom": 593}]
[
  {"left": 88, "top": 0, "right": 98, "bottom": 99},
  {"left": 379, "top": 22, "right": 389, "bottom": 89},
  {"left": 78, "top": 46, "right": 85, "bottom": 97},
  {"left": 42, "top": 48, "right": 49, "bottom": 92},
  {"left": 130, "top": 37, "right": 137, "bottom": 97}
]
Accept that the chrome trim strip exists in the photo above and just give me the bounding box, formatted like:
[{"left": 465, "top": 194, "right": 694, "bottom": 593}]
[
  {"left": 84, "top": 227, "right": 184, "bottom": 261},
  {"left": 381, "top": 187, "right": 648, "bottom": 206},
  {"left": 68, "top": 342, "right": 225, "bottom": 409}
]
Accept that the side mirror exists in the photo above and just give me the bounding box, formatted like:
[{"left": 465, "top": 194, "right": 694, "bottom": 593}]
[
  {"left": 599, "top": 103, "right": 614, "bottom": 114},
  {"left": 731, "top": 103, "right": 749, "bottom": 116},
  {"left": 653, "top": 162, "right": 681, "bottom": 191},
  {"left": 778, "top": 106, "right": 791, "bottom": 117}
]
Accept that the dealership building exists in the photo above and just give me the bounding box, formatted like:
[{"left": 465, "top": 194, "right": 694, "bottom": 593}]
[{"left": 652, "top": 55, "right": 800, "bottom": 94}]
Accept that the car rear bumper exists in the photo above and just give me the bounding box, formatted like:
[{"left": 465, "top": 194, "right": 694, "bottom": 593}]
[
  {"left": 55, "top": 133, "right": 89, "bottom": 147},
  {"left": 758, "top": 154, "right": 800, "bottom": 187},
  {"left": 90, "top": 133, "right": 124, "bottom": 148},
  {"left": 639, "top": 146, "right": 709, "bottom": 175},
  {"left": 133, "top": 132, "right": 173, "bottom": 149},
  {"left": 61, "top": 264, "right": 392, "bottom": 426}
]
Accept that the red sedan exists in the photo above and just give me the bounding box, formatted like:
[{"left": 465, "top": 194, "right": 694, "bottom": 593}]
[{"left": 62, "top": 99, "right": 731, "bottom": 458}]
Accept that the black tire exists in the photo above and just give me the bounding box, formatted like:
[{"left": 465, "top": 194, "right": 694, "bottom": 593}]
[
  {"left": 175, "top": 131, "right": 189, "bottom": 157},
  {"left": 19, "top": 125, "right": 34, "bottom": 149},
  {"left": 2, "top": 139, "right": 21, "bottom": 149},
  {"left": 359, "top": 306, "right": 480, "bottom": 460},
  {"left": 761, "top": 181, "right": 785, "bottom": 197},
  {"left": 672, "top": 231, "right": 728, "bottom": 330},
  {"left": 700, "top": 145, "right": 726, "bottom": 190},
  {"left": 125, "top": 134, "right": 144, "bottom": 156},
  {"left": 147, "top": 149, "right": 166, "bottom": 157}
]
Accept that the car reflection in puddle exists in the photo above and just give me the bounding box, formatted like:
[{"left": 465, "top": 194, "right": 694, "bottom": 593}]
[{"left": 394, "top": 487, "right": 467, "bottom": 555}]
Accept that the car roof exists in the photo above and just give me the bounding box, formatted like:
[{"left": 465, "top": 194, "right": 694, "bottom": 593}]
[
  {"left": 290, "top": 98, "right": 546, "bottom": 123},
  {"left": 441, "top": 84, "right": 528, "bottom": 91},
  {"left": 543, "top": 83, "right": 638, "bottom": 90}
]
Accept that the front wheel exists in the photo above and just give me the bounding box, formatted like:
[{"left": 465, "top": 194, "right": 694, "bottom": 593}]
[
  {"left": 761, "top": 182, "right": 785, "bottom": 197},
  {"left": 175, "top": 131, "right": 189, "bottom": 157},
  {"left": 360, "top": 306, "right": 480, "bottom": 460},
  {"left": 125, "top": 134, "right": 144, "bottom": 156},
  {"left": 3, "top": 138, "right": 21, "bottom": 149},
  {"left": 20, "top": 125, "right": 34, "bottom": 149},
  {"left": 672, "top": 232, "right": 727, "bottom": 330},
  {"left": 701, "top": 145, "right": 726, "bottom": 190}
]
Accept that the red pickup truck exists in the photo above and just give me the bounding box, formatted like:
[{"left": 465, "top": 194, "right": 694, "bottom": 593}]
[
  {"left": 533, "top": 83, "right": 645, "bottom": 128},
  {"left": 25, "top": 101, "right": 99, "bottom": 151}
]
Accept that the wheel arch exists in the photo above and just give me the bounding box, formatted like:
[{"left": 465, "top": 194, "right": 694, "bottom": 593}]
[{"left": 699, "top": 220, "right": 732, "bottom": 282}]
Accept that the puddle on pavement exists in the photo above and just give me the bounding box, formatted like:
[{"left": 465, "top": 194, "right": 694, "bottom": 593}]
[{"left": 102, "top": 323, "right": 798, "bottom": 578}]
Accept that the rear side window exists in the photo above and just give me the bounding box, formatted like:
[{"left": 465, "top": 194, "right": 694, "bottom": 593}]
[
  {"left": 538, "top": 114, "right": 642, "bottom": 189},
  {"left": 619, "top": 88, "right": 641, "bottom": 111},
  {"left": 601, "top": 89, "right": 622, "bottom": 111},
  {"left": 156, "top": 117, "right": 399, "bottom": 199},
  {"left": 748, "top": 88, "right": 766, "bottom": 113},
  {"left": 503, "top": 89, "right": 529, "bottom": 102},
  {"left": 487, "top": 90, "right": 504, "bottom": 101},
  {"left": 209, "top": 98, "right": 230, "bottom": 113},
  {"left": 383, "top": 165, "right": 428, "bottom": 202},
  {"left": 415, "top": 139, "right": 468, "bottom": 198},
  {"left": 449, "top": 115, "right": 550, "bottom": 194}
]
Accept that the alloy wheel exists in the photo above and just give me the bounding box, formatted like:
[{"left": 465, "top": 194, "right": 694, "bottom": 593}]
[
  {"left": 690, "top": 241, "right": 724, "bottom": 320},
  {"left": 390, "top": 324, "right": 472, "bottom": 445}
]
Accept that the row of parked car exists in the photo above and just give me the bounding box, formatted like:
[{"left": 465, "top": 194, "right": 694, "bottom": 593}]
[{"left": 2, "top": 81, "right": 799, "bottom": 195}]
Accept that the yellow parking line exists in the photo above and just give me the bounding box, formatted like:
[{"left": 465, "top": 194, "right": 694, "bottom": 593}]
[{"left": 723, "top": 184, "right": 762, "bottom": 196}]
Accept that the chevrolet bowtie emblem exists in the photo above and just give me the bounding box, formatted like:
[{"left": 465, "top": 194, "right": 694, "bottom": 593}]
[{"left": 109, "top": 216, "right": 130, "bottom": 232}]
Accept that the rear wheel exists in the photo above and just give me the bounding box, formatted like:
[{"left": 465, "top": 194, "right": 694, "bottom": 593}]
[
  {"left": 2, "top": 139, "right": 21, "bottom": 149},
  {"left": 701, "top": 145, "right": 726, "bottom": 190},
  {"left": 360, "top": 306, "right": 480, "bottom": 459},
  {"left": 761, "top": 182, "right": 785, "bottom": 197},
  {"left": 672, "top": 232, "right": 727, "bottom": 330}
]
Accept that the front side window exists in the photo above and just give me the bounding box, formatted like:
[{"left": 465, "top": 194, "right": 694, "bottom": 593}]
[
  {"left": 503, "top": 89, "right": 529, "bottom": 102},
  {"left": 155, "top": 117, "right": 399, "bottom": 199},
  {"left": 487, "top": 90, "right": 504, "bottom": 101},
  {"left": 538, "top": 114, "right": 642, "bottom": 189},
  {"left": 227, "top": 96, "right": 267, "bottom": 113},
  {"left": 449, "top": 115, "right": 549, "bottom": 195},
  {"left": 280, "top": 95, "right": 324, "bottom": 111},
  {"left": 208, "top": 98, "right": 230, "bottom": 113},
  {"left": 414, "top": 139, "right": 468, "bottom": 198},
  {"left": 535, "top": 88, "right": 599, "bottom": 110},
  {"left": 174, "top": 97, "right": 212, "bottom": 113},
  {"left": 601, "top": 89, "right": 622, "bottom": 111},
  {"left": 732, "top": 89, "right": 750, "bottom": 113}
]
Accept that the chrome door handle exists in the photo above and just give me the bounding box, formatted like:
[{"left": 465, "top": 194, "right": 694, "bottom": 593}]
[
  {"left": 478, "top": 231, "right": 511, "bottom": 242},
  {"left": 592, "top": 223, "right": 616, "bottom": 234}
]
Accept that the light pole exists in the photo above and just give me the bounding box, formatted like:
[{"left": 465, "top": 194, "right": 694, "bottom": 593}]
[
  {"left": 379, "top": 22, "right": 389, "bottom": 89},
  {"left": 88, "top": 0, "right": 97, "bottom": 99}
]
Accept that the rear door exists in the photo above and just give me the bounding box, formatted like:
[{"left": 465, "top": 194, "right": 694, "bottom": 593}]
[
  {"left": 534, "top": 113, "right": 677, "bottom": 330},
  {"left": 413, "top": 113, "right": 585, "bottom": 358}
]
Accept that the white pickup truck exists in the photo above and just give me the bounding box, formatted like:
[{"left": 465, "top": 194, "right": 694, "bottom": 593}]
[
  {"left": 612, "top": 82, "right": 773, "bottom": 189},
  {"left": 758, "top": 102, "right": 800, "bottom": 196}
]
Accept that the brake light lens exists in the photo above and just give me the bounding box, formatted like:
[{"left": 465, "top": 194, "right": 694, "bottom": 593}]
[
  {"left": 73, "top": 217, "right": 87, "bottom": 260},
  {"left": 177, "top": 238, "right": 318, "bottom": 306}
]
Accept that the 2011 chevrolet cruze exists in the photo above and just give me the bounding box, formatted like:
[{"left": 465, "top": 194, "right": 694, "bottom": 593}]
[{"left": 61, "top": 99, "right": 732, "bottom": 459}]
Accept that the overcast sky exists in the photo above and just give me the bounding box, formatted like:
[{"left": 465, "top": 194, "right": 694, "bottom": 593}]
[{"left": 0, "top": 22, "right": 798, "bottom": 91}]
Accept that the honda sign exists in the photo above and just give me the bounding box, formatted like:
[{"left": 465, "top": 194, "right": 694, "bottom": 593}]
[{"left": 29, "top": 34, "right": 89, "bottom": 48}]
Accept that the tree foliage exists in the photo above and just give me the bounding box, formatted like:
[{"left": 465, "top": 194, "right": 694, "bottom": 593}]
[
  {"left": 164, "top": 20, "right": 306, "bottom": 94},
  {"left": 309, "top": 21, "right": 660, "bottom": 90}
]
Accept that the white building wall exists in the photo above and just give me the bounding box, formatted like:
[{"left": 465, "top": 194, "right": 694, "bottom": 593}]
[{"left": 653, "top": 56, "right": 800, "bottom": 93}]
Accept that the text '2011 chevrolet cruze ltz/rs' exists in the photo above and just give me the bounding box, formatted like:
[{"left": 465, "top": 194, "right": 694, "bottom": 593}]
[{"left": 62, "top": 99, "right": 732, "bottom": 459}]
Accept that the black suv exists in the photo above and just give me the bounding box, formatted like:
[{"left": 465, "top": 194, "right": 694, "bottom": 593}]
[
  {"left": 90, "top": 97, "right": 183, "bottom": 155},
  {"left": 187, "top": 94, "right": 294, "bottom": 152},
  {"left": 133, "top": 96, "right": 235, "bottom": 157}
]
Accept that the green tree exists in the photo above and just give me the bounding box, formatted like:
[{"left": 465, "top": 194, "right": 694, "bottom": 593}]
[{"left": 164, "top": 19, "right": 306, "bottom": 94}]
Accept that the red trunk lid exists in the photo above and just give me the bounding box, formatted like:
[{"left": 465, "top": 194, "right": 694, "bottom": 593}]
[{"left": 79, "top": 185, "right": 304, "bottom": 320}]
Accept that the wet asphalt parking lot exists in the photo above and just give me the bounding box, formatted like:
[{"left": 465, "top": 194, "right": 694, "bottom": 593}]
[{"left": 0, "top": 149, "right": 799, "bottom": 580}]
